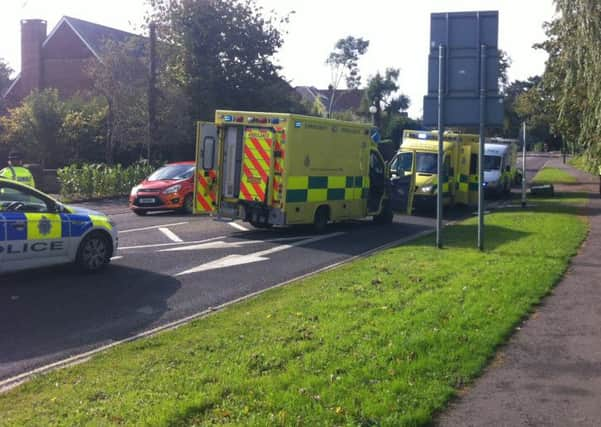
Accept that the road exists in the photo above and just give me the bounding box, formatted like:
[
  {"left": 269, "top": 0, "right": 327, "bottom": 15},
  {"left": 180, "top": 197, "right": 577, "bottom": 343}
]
[{"left": 0, "top": 154, "right": 550, "bottom": 383}]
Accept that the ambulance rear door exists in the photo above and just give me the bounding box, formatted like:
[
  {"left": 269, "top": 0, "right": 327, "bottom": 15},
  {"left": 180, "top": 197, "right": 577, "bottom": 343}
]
[{"left": 194, "top": 122, "right": 219, "bottom": 214}]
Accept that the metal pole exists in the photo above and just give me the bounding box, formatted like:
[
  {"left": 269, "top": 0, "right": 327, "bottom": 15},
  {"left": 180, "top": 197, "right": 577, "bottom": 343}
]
[
  {"left": 477, "top": 44, "right": 486, "bottom": 251},
  {"left": 148, "top": 21, "right": 158, "bottom": 162},
  {"left": 521, "top": 122, "right": 527, "bottom": 208},
  {"left": 436, "top": 44, "right": 445, "bottom": 248}
]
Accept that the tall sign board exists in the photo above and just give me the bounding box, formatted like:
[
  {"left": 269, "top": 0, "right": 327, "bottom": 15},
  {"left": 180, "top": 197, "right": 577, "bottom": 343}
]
[
  {"left": 422, "top": 11, "right": 502, "bottom": 250},
  {"left": 423, "top": 11, "right": 503, "bottom": 127}
]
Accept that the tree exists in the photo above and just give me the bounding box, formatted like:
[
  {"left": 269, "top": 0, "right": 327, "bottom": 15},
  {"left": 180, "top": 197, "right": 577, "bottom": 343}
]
[
  {"left": 0, "top": 89, "right": 66, "bottom": 167},
  {"left": 325, "top": 36, "right": 369, "bottom": 117},
  {"left": 364, "top": 68, "right": 407, "bottom": 129},
  {"left": 87, "top": 37, "right": 149, "bottom": 164},
  {"left": 0, "top": 58, "right": 13, "bottom": 113},
  {"left": 149, "top": 0, "right": 304, "bottom": 123},
  {"left": 534, "top": 1, "right": 601, "bottom": 170}
]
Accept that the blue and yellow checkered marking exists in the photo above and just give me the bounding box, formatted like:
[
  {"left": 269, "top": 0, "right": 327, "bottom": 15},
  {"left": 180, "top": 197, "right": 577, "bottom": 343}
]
[
  {"left": 0, "top": 212, "right": 111, "bottom": 242},
  {"left": 285, "top": 175, "right": 370, "bottom": 203}
]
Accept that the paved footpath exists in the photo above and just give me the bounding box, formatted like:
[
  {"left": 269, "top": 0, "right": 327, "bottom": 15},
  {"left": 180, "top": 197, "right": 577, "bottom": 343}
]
[{"left": 438, "top": 158, "right": 601, "bottom": 427}]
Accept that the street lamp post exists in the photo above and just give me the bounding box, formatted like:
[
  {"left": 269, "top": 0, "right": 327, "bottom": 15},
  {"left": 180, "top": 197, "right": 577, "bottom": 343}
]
[{"left": 369, "top": 105, "right": 377, "bottom": 126}]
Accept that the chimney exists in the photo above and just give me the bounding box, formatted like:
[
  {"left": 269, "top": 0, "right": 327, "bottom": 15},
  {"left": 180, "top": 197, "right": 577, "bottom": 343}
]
[{"left": 20, "top": 19, "right": 47, "bottom": 96}]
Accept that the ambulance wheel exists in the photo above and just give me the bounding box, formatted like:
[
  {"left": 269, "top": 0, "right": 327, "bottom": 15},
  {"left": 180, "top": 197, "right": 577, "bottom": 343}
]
[
  {"left": 76, "top": 232, "right": 112, "bottom": 272},
  {"left": 133, "top": 209, "right": 147, "bottom": 216},
  {"left": 181, "top": 194, "right": 194, "bottom": 214},
  {"left": 313, "top": 206, "right": 329, "bottom": 233}
]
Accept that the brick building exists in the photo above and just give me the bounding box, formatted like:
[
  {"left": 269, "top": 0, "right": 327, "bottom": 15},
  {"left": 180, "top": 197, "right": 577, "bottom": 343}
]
[{"left": 3, "top": 16, "right": 140, "bottom": 105}]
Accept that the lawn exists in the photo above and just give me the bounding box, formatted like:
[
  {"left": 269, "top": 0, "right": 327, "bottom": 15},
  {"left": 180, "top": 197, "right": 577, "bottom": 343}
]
[
  {"left": 532, "top": 166, "right": 577, "bottom": 185},
  {"left": 0, "top": 197, "right": 588, "bottom": 426}
]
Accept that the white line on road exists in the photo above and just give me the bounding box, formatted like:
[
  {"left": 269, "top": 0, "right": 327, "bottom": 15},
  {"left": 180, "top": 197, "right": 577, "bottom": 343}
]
[
  {"left": 158, "top": 236, "right": 312, "bottom": 252},
  {"left": 158, "top": 227, "right": 183, "bottom": 243},
  {"left": 119, "top": 236, "right": 225, "bottom": 250},
  {"left": 119, "top": 222, "right": 188, "bottom": 234},
  {"left": 175, "top": 232, "right": 346, "bottom": 276},
  {"left": 228, "top": 222, "right": 250, "bottom": 232},
  {"left": 110, "top": 256, "right": 124, "bottom": 261}
]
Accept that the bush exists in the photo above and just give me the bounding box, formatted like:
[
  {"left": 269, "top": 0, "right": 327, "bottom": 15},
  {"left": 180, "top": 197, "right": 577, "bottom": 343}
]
[{"left": 57, "top": 161, "right": 156, "bottom": 200}]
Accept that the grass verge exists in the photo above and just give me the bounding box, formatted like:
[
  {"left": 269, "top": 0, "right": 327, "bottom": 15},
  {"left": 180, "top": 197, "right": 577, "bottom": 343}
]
[
  {"left": 532, "top": 166, "right": 577, "bottom": 185},
  {"left": 0, "top": 198, "right": 588, "bottom": 426}
]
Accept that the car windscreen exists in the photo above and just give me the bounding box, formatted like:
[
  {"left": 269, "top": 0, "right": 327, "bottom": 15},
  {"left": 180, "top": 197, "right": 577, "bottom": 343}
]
[
  {"left": 415, "top": 153, "right": 438, "bottom": 174},
  {"left": 484, "top": 155, "right": 502, "bottom": 171},
  {"left": 147, "top": 165, "right": 194, "bottom": 181}
]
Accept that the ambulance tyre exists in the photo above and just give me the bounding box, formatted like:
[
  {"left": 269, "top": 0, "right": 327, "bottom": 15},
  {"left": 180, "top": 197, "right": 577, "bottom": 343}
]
[
  {"left": 313, "top": 205, "right": 329, "bottom": 233},
  {"left": 76, "top": 232, "right": 112, "bottom": 272},
  {"left": 181, "top": 194, "right": 194, "bottom": 214}
]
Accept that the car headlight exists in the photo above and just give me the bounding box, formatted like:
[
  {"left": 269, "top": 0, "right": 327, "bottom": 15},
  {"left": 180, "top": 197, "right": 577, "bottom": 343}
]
[
  {"left": 419, "top": 185, "right": 434, "bottom": 193},
  {"left": 130, "top": 185, "right": 140, "bottom": 197},
  {"left": 163, "top": 184, "right": 182, "bottom": 195}
]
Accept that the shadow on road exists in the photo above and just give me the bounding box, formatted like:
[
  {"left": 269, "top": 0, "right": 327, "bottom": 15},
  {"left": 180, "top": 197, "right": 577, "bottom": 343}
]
[{"left": 0, "top": 264, "right": 180, "bottom": 379}]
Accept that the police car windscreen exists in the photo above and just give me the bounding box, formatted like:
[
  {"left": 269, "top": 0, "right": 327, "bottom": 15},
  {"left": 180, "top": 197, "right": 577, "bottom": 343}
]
[
  {"left": 148, "top": 165, "right": 194, "bottom": 181},
  {"left": 0, "top": 188, "right": 47, "bottom": 211},
  {"left": 484, "top": 155, "right": 502, "bottom": 171},
  {"left": 415, "top": 153, "right": 437, "bottom": 174}
]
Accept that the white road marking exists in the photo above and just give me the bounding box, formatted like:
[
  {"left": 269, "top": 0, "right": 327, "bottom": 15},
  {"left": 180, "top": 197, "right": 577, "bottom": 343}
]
[
  {"left": 158, "top": 227, "right": 183, "bottom": 243},
  {"left": 228, "top": 222, "right": 250, "bottom": 231},
  {"left": 119, "top": 236, "right": 225, "bottom": 250},
  {"left": 119, "top": 222, "right": 188, "bottom": 234},
  {"left": 110, "top": 256, "right": 124, "bottom": 261},
  {"left": 175, "top": 232, "right": 345, "bottom": 276},
  {"left": 158, "top": 236, "right": 309, "bottom": 252}
]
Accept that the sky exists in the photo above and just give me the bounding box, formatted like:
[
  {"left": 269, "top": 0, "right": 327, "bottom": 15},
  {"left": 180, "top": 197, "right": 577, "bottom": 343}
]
[{"left": 0, "top": 0, "right": 557, "bottom": 118}]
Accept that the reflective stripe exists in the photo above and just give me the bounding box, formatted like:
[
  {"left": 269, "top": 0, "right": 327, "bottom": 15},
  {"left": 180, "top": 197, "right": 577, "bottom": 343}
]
[
  {"left": 240, "top": 128, "right": 272, "bottom": 203},
  {"left": 69, "top": 214, "right": 93, "bottom": 237},
  {"left": 0, "top": 167, "right": 35, "bottom": 188},
  {"left": 3, "top": 212, "right": 27, "bottom": 240},
  {"left": 90, "top": 214, "right": 113, "bottom": 232},
  {"left": 24, "top": 213, "right": 62, "bottom": 240},
  {"left": 0, "top": 214, "right": 5, "bottom": 241},
  {"left": 286, "top": 175, "right": 368, "bottom": 203}
]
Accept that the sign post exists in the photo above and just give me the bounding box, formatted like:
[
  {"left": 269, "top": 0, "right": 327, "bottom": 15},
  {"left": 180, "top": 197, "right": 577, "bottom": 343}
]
[
  {"left": 477, "top": 44, "right": 486, "bottom": 250},
  {"left": 436, "top": 44, "right": 445, "bottom": 248},
  {"left": 423, "top": 11, "right": 502, "bottom": 249},
  {"left": 521, "top": 122, "right": 527, "bottom": 208}
]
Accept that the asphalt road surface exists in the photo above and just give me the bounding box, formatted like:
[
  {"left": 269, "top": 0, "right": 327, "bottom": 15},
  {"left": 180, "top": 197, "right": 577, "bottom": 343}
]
[{"left": 0, "top": 154, "right": 551, "bottom": 383}]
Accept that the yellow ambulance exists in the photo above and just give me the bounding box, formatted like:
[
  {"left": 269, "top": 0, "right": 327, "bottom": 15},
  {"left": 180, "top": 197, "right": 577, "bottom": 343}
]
[{"left": 193, "top": 111, "right": 394, "bottom": 230}]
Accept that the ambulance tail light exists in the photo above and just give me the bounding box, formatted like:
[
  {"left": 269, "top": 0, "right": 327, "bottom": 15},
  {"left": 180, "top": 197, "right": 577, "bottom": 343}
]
[
  {"left": 258, "top": 117, "right": 268, "bottom": 124},
  {"left": 235, "top": 116, "right": 244, "bottom": 123}
]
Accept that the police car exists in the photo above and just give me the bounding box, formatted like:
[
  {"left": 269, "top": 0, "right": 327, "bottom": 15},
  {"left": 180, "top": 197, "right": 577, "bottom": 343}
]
[{"left": 0, "top": 178, "right": 118, "bottom": 274}]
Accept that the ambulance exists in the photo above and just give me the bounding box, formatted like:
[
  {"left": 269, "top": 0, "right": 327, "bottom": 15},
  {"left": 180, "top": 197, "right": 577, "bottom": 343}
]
[
  {"left": 193, "top": 111, "right": 396, "bottom": 230},
  {"left": 389, "top": 130, "right": 480, "bottom": 208},
  {"left": 483, "top": 138, "right": 519, "bottom": 196}
]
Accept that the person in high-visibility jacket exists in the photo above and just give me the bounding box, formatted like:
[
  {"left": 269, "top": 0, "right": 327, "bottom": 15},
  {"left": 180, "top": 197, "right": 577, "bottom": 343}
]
[{"left": 0, "top": 150, "right": 35, "bottom": 188}]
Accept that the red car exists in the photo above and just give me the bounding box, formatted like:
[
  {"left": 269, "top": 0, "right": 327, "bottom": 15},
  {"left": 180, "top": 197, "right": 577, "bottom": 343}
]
[{"left": 129, "top": 161, "right": 195, "bottom": 215}]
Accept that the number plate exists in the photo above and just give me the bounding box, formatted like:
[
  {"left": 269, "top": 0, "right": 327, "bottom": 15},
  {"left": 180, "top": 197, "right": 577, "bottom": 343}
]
[{"left": 138, "top": 198, "right": 156, "bottom": 204}]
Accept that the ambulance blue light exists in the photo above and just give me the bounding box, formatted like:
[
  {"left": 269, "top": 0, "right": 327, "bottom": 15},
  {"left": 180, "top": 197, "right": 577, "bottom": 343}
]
[
  {"left": 223, "top": 115, "right": 233, "bottom": 122},
  {"left": 271, "top": 118, "right": 280, "bottom": 125}
]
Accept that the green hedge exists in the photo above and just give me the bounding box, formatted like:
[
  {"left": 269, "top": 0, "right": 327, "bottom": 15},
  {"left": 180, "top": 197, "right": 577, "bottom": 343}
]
[{"left": 57, "top": 162, "right": 156, "bottom": 201}]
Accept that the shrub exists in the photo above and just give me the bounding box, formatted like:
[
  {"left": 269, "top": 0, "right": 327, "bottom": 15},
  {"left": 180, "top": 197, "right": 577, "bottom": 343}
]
[{"left": 57, "top": 161, "right": 155, "bottom": 200}]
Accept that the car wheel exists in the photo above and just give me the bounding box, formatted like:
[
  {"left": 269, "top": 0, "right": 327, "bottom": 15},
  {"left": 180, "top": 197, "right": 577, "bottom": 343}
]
[
  {"left": 133, "top": 209, "right": 147, "bottom": 216},
  {"left": 182, "top": 194, "right": 194, "bottom": 214},
  {"left": 76, "top": 232, "right": 111, "bottom": 272}
]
